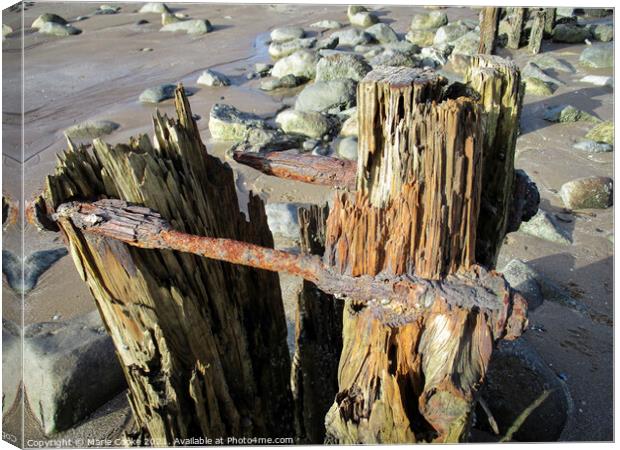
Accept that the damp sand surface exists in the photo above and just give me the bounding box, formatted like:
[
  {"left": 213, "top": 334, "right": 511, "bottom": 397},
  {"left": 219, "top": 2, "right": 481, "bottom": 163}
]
[{"left": 1, "top": 3, "right": 613, "bottom": 443}]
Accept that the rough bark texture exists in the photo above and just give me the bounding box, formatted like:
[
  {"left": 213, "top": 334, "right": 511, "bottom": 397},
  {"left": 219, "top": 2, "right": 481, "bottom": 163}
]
[
  {"left": 322, "top": 67, "right": 527, "bottom": 444},
  {"left": 478, "top": 7, "right": 501, "bottom": 54},
  {"left": 528, "top": 9, "right": 545, "bottom": 55},
  {"left": 42, "top": 87, "right": 293, "bottom": 444},
  {"left": 506, "top": 7, "right": 525, "bottom": 49},
  {"left": 291, "top": 205, "right": 344, "bottom": 444},
  {"left": 465, "top": 55, "right": 525, "bottom": 267},
  {"left": 543, "top": 8, "right": 556, "bottom": 37},
  {"left": 326, "top": 67, "right": 482, "bottom": 281}
]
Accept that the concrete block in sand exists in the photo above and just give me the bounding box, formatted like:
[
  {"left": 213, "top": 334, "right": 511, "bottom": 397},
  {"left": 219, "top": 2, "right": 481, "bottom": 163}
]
[
  {"left": 560, "top": 176, "right": 613, "bottom": 210},
  {"left": 24, "top": 311, "right": 127, "bottom": 434},
  {"left": 3, "top": 320, "right": 22, "bottom": 415}
]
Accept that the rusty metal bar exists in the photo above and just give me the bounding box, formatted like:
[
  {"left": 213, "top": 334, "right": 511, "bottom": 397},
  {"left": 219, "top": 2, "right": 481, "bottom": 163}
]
[
  {"left": 51, "top": 198, "right": 527, "bottom": 333},
  {"left": 233, "top": 149, "right": 356, "bottom": 190}
]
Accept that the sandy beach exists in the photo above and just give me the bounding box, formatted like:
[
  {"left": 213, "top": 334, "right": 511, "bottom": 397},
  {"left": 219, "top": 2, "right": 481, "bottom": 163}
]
[{"left": 1, "top": 2, "right": 613, "bottom": 444}]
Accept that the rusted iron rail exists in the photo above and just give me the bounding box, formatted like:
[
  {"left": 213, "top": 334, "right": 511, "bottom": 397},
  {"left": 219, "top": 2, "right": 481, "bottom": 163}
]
[
  {"left": 52, "top": 198, "right": 527, "bottom": 333},
  {"left": 232, "top": 149, "right": 356, "bottom": 190}
]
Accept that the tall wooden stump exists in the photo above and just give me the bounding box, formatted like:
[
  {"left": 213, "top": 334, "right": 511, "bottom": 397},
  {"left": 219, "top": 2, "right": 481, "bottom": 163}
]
[
  {"left": 506, "top": 7, "right": 526, "bottom": 49},
  {"left": 528, "top": 9, "right": 545, "bottom": 55},
  {"left": 543, "top": 8, "right": 556, "bottom": 37},
  {"left": 478, "top": 7, "right": 501, "bottom": 54},
  {"left": 465, "top": 56, "right": 524, "bottom": 267},
  {"left": 291, "top": 205, "right": 343, "bottom": 443},
  {"left": 322, "top": 67, "right": 526, "bottom": 443},
  {"left": 41, "top": 88, "right": 293, "bottom": 444}
]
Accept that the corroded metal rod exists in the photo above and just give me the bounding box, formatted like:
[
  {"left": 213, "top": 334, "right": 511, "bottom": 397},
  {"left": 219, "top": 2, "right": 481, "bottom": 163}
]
[
  {"left": 52, "top": 198, "right": 527, "bottom": 335},
  {"left": 232, "top": 149, "right": 356, "bottom": 190}
]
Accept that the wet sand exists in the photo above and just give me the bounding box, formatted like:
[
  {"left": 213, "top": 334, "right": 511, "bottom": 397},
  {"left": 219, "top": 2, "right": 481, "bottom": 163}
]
[{"left": 1, "top": 2, "right": 613, "bottom": 443}]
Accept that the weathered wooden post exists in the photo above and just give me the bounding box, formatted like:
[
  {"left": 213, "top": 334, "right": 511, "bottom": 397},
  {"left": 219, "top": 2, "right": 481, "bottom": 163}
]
[
  {"left": 35, "top": 61, "right": 533, "bottom": 445},
  {"left": 478, "top": 7, "right": 501, "bottom": 54},
  {"left": 543, "top": 8, "right": 556, "bottom": 37},
  {"left": 321, "top": 66, "right": 526, "bottom": 443},
  {"left": 39, "top": 87, "right": 294, "bottom": 444},
  {"left": 506, "top": 7, "right": 526, "bottom": 49},
  {"left": 291, "top": 205, "right": 343, "bottom": 444},
  {"left": 528, "top": 9, "right": 545, "bottom": 55}
]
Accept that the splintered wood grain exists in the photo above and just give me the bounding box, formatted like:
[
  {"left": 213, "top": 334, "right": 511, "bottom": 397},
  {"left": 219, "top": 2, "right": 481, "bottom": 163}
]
[
  {"left": 465, "top": 55, "right": 524, "bottom": 267},
  {"left": 291, "top": 205, "right": 344, "bottom": 444},
  {"left": 322, "top": 65, "right": 527, "bottom": 444},
  {"left": 324, "top": 270, "right": 526, "bottom": 444},
  {"left": 326, "top": 96, "right": 483, "bottom": 280},
  {"left": 44, "top": 87, "right": 293, "bottom": 443}
]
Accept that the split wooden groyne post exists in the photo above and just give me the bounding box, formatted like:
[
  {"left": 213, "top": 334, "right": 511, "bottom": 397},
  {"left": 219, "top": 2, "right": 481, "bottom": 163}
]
[
  {"left": 39, "top": 88, "right": 294, "bottom": 444},
  {"left": 35, "top": 58, "right": 535, "bottom": 444}
]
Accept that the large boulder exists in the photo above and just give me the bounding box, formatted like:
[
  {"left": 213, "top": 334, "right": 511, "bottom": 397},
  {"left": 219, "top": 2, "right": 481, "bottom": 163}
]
[
  {"left": 139, "top": 83, "right": 177, "bottom": 103},
  {"left": 410, "top": 11, "right": 448, "bottom": 30},
  {"left": 2, "top": 320, "right": 21, "bottom": 416},
  {"left": 31, "top": 13, "right": 67, "bottom": 29},
  {"left": 270, "top": 26, "right": 305, "bottom": 42},
  {"left": 531, "top": 54, "right": 575, "bottom": 73},
  {"left": 339, "top": 114, "right": 358, "bottom": 137},
  {"left": 331, "top": 28, "right": 372, "bottom": 46},
  {"left": 524, "top": 77, "right": 556, "bottom": 96},
  {"left": 585, "top": 121, "right": 614, "bottom": 144},
  {"left": 337, "top": 137, "right": 358, "bottom": 160},
  {"left": 573, "top": 140, "right": 613, "bottom": 153},
  {"left": 560, "top": 176, "right": 613, "bottom": 209},
  {"left": 542, "top": 105, "right": 600, "bottom": 123},
  {"left": 518, "top": 210, "right": 571, "bottom": 245},
  {"left": 405, "top": 29, "right": 435, "bottom": 46},
  {"left": 160, "top": 19, "right": 212, "bottom": 35},
  {"left": 310, "top": 20, "right": 342, "bottom": 30},
  {"left": 271, "top": 50, "right": 319, "bottom": 79},
  {"left": 365, "top": 23, "right": 399, "bottom": 44},
  {"left": 522, "top": 62, "right": 565, "bottom": 86},
  {"left": 451, "top": 31, "right": 480, "bottom": 55},
  {"left": 208, "top": 103, "right": 268, "bottom": 141},
  {"left": 552, "top": 23, "right": 591, "bottom": 43},
  {"left": 433, "top": 21, "right": 470, "bottom": 45},
  {"left": 139, "top": 2, "right": 171, "bottom": 14},
  {"left": 589, "top": 23, "right": 613, "bottom": 42},
  {"left": 64, "top": 120, "right": 120, "bottom": 140},
  {"left": 23, "top": 311, "right": 127, "bottom": 434},
  {"left": 197, "top": 69, "right": 231, "bottom": 87},
  {"left": 275, "top": 109, "right": 334, "bottom": 139},
  {"left": 500, "top": 260, "right": 543, "bottom": 310},
  {"left": 579, "top": 43, "right": 613, "bottom": 68},
  {"left": 315, "top": 52, "right": 372, "bottom": 82},
  {"left": 348, "top": 10, "right": 378, "bottom": 28},
  {"left": 295, "top": 79, "right": 357, "bottom": 113},
  {"left": 369, "top": 49, "right": 420, "bottom": 68},
  {"left": 268, "top": 37, "right": 316, "bottom": 58},
  {"left": 38, "top": 22, "right": 81, "bottom": 36}
]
